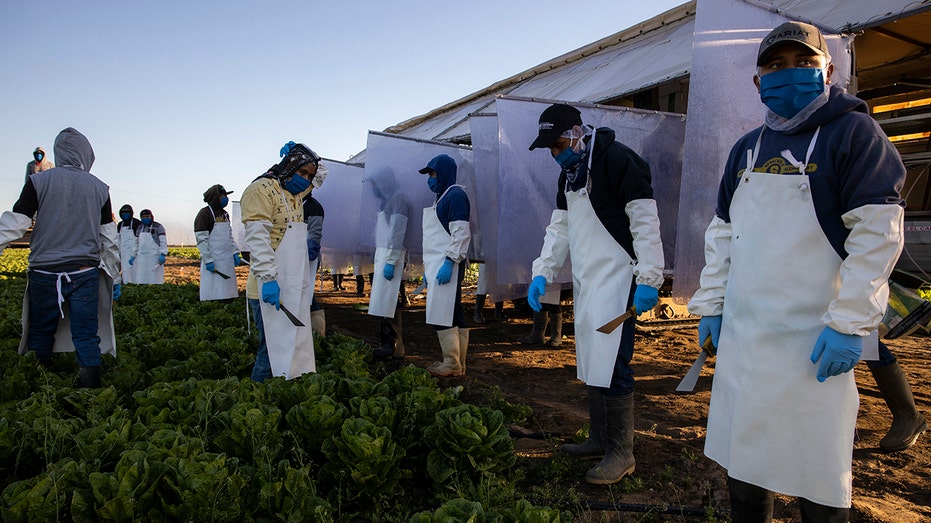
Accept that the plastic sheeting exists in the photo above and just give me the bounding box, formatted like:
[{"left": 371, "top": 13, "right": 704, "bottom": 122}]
[
  {"left": 313, "top": 159, "right": 365, "bottom": 273},
  {"left": 391, "top": 9, "right": 695, "bottom": 144},
  {"left": 495, "top": 96, "right": 686, "bottom": 287},
  {"left": 747, "top": 0, "right": 929, "bottom": 30},
  {"left": 672, "top": 0, "right": 853, "bottom": 302},
  {"left": 362, "top": 132, "right": 481, "bottom": 266},
  {"left": 507, "top": 17, "right": 695, "bottom": 106},
  {"left": 470, "top": 113, "right": 526, "bottom": 302}
]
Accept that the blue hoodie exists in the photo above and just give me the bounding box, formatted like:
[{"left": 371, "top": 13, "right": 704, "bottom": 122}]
[
  {"left": 716, "top": 85, "right": 905, "bottom": 259},
  {"left": 424, "top": 154, "right": 470, "bottom": 233}
]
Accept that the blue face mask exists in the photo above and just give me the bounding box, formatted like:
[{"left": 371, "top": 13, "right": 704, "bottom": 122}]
[
  {"left": 759, "top": 67, "right": 825, "bottom": 119},
  {"left": 284, "top": 174, "right": 311, "bottom": 195},
  {"left": 120, "top": 212, "right": 131, "bottom": 221},
  {"left": 35, "top": 153, "right": 43, "bottom": 162},
  {"left": 427, "top": 177, "right": 439, "bottom": 193},
  {"left": 141, "top": 217, "right": 153, "bottom": 226},
  {"left": 553, "top": 144, "right": 584, "bottom": 169},
  {"left": 220, "top": 196, "right": 229, "bottom": 208}
]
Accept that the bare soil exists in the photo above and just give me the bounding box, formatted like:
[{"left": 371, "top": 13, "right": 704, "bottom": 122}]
[{"left": 164, "top": 256, "right": 931, "bottom": 522}]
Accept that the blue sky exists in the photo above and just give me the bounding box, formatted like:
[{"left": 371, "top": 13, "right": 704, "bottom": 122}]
[{"left": 1, "top": 0, "right": 684, "bottom": 244}]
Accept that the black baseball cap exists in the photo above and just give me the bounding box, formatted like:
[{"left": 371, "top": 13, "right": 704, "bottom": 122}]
[
  {"left": 757, "top": 21, "right": 829, "bottom": 66},
  {"left": 529, "top": 103, "right": 583, "bottom": 150}
]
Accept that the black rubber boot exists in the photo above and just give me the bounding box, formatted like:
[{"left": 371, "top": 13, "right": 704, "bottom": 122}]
[
  {"left": 519, "top": 310, "right": 547, "bottom": 344},
  {"left": 560, "top": 387, "right": 606, "bottom": 459},
  {"left": 374, "top": 314, "right": 404, "bottom": 359},
  {"left": 585, "top": 392, "right": 636, "bottom": 484},
  {"left": 473, "top": 294, "right": 487, "bottom": 324},
  {"left": 493, "top": 301, "right": 507, "bottom": 321},
  {"left": 798, "top": 497, "right": 849, "bottom": 523},
  {"left": 79, "top": 366, "right": 102, "bottom": 388},
  {"left": 333, "top": 274, "right": 344, "bottom": 290},
  {"left": 545, "top": 310, "right": 563, "bottom": 347},
  {"left": 727, "top": 476, "right": 774, "bottom": 523},
  {"left": 870, "top": 361, "right": 928, "bottom": 451},
  {"left": 355, "top": 275, "right": 365, "bottom": 296}
]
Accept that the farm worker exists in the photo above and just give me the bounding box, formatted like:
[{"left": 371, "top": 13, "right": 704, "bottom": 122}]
[
  {"left": 302, "top": 194, "right": 325, "bottom": 336},
  {"left": 116, "top": 204, "right": 141, "bottom": 284},
  {"left": 419, "top": 154, "right": 471, "bottom": 377},
  {"left": 241, "top": 141, "right": 325, "bottom": 382},
  {"left": 526, "top": 103, "right": 664, "bottom": 485},
  {"left": 129, "top": 209, "right": 168, "bottom": 284},
  {"left": 194, "top": 184, "right": 242, "bottom": 301},
  {"left": 0, "top": 127, "right": 121, "bottom": 388},
  {"left": 25, "top": 145, "right": 55, "bottom": 183},
  {"left": 366, "top": 168, "right": 412, "bottom": 359},
  {"left": 687, "top": 22, "right": 906, "bottom": 520}
]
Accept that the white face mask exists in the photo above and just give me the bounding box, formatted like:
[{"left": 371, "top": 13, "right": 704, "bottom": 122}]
[{"left": 312, "top": 163, "right": 328, "bottom": 189}]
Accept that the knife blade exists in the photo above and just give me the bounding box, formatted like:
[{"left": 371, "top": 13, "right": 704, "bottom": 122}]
[
  {"left": 675, "top": 336, "right": 715, "bottom": 392},
  {"left": 596, "top": 306, "right": 638, "bottom": 334},
  {"left": 213, "top": 269, "right": 231, "bottom": 280},
  {"left": 279, "top": 304, "right": 306, "bottom": 327}
]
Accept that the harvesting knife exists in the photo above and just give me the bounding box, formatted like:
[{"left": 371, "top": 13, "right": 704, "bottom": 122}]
[
  {"left": 213, "top": 269, "right": 231, "bottom": 279},
  {"left": 596, "top": 306, "right": 638, "bottom": 334},
  {"left": 279, "top": 304, "right": 306, "bottom": 327},
  {"left": 675, "top": 336, "right": 716, "bottom": 392}
]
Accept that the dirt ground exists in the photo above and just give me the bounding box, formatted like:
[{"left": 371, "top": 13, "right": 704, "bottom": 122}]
[{"left": 166, "top": 256, "right": 930, "bottom": 522}]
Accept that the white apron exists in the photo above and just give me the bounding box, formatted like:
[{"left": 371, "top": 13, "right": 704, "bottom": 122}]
[
  {"left": 135, "top": 230, "right": 164, "bottom": 284},
  {"left": 19, "top": 267, "right": 116, "bottom": 358},
  {"left": 422, "top": 189, "right": 461, "bottom": 327},
  {"left": 704, "top": 128, "right": 858, "bottom": 508},
  {"left": 199, "top": 220, "right": 238, "bottom": 301},
  {"left": 118, "top": 226, "right": 137, "bottom": 284},
  {"left": 368, "top": 212, "right": 406, "bottom": 318},
  {"left": 259, "top": 219, "right": 315, "bottom": 379},
  {"left": 565, "top": 181, "right": 634, "bottom": 387}
]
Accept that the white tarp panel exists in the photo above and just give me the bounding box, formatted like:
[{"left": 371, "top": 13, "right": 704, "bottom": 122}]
[
  {"left": 230, "top": 201, "right": 246, "bottom": 253},
  {"left": 313, "top": 160, "right": 365, "bottom": 274},
  {"left": 394, "top": 96, "right": 494, "bottom": 142},
  {"left": 672, "top": 0, "right": 853, "bottom": 301},
  {"left": 496, "top": 96, "right": 686, "bottom": 287},
  {"left": 508, "top": 17, "right": 695, "bottom": 104},
  {"left": 394, "top": 12, "right": 694, "bottom": 144},
  {"left": 470, "top": 113, "right": 526, "bottom": 302},
  {"left": 749, "top": 0, "right": 929, "bottom": 30},
  {"left": 362, "top": 132, "right": 480, "bottom": 265}
]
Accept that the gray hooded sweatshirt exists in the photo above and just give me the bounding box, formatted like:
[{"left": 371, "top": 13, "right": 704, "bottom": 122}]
[{"left": 13, "top": 128, "right": 114, "bottom": 270}]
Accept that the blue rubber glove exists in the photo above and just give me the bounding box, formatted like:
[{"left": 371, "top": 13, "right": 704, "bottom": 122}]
[
  {"left": 436, "top": 258, "right": 454, "bottom": 285},
  {"left": 810, "top": 326, "right": 862, "bottom": 383},
  {"left": 158, "top": 253, "right": 166, "bottom": 265},
  {"left": 307, "top": 238, "right": 320, "bottom": 261},
  {"left": 697, "top": 315, "right": 722, "bottom": 355},
  {"left": 128, "top": 256, "right": 135, "bottom": 266},
  {"left": 527, "top": 275, "right": 547, "bottom": 312},
  {"left": 112, "top": 283, "right": 121, "bottom": 301},
  {"left": 205, "top": 262, "right": 215, "bottom": 273},
  {"left": 234, "top": 253, "right": 242, "bottom": 266},
  {"left": 261, "top": 281, "right": 281, "bottom": 310},
  {"left": 632, "top": 284, "right": 659, "bottom": 315},
  {"left": 384, "top": 263, "right": 395, "bottom": 281},
  {"left": 280, "top": 140, "right": 296, "bottom": 157}
]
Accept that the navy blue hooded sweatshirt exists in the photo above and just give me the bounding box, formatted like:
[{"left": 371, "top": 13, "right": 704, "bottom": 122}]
[
  {"left": 424, "top": 154, "right": 470, "bottom": 233},
  {"left": 716, "top": 85, "right": 905, "bottom": 259}
]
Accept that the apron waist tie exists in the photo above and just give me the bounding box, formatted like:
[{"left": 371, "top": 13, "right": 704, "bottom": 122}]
[{"left": 33, "top": 267, "right": 97, "bottom": 318}]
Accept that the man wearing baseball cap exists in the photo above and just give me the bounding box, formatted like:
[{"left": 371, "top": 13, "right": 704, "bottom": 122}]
[
  {"left": 688, "top": 21, "right": 907, "bottom": 520},
  {"left": 194, "top": 184, "right": 243, "bottom": 301},
  {"left": 527, "top": 103, "right": 665, "bottom": 485}
]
